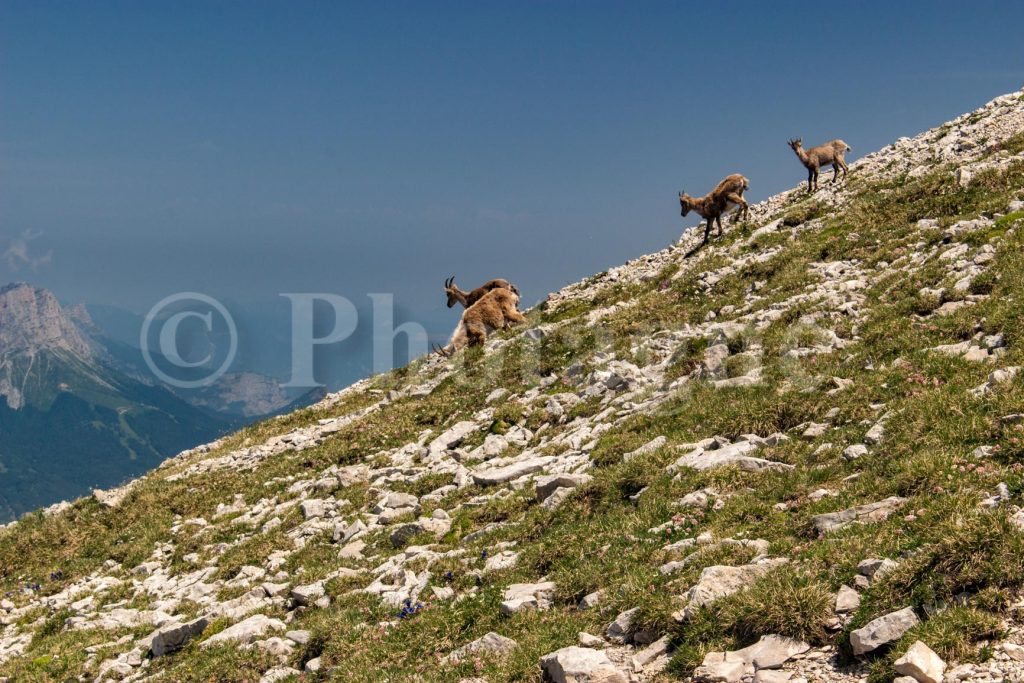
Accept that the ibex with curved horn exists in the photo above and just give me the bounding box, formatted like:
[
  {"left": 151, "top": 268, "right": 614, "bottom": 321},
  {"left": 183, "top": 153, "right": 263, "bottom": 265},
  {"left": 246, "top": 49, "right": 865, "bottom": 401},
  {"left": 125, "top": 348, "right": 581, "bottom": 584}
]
[
  {"left": 678, "top": 173, "right": 750, "bottom": 243},
  {"left": 788, "top": 138, "right": 851, "bottom": 192},
  {"left": 444, "top": 276, "right": 519, "bottom": 309},
  {"left": 433, "top": 288, "right": 526, "bottom": 357}
]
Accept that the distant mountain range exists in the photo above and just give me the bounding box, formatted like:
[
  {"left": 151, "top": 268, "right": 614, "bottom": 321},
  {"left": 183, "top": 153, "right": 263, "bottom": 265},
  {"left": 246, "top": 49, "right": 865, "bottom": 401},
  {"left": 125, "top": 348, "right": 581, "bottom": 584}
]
[
  {"left": 0, "top": 283, "right": 321, "bottom": 521},
  {"left": 85, "top": 299, "right": 376, "bottom": 403}
]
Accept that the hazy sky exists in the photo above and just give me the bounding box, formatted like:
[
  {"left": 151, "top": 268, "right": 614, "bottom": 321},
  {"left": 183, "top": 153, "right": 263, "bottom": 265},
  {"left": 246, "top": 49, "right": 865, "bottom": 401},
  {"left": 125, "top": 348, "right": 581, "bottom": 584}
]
[{"left": 3, "top": 0, "right": 1024, "bottom": 332}]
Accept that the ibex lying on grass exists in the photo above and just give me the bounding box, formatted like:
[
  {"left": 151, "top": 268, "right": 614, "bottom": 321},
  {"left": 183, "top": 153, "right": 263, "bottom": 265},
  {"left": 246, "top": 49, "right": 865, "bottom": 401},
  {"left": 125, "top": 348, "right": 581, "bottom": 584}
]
[
  {"left": 787, "top": 138, "right": 851, "bottom": 192},
  {"left": 433, "top": 288, "right": 526, "bottom": 357},
  {"left": 444, "top": 276, "right": 519, "bottom": 308},
  {"left": 678, "top": 173, "right": 750, "bottom": 243}
]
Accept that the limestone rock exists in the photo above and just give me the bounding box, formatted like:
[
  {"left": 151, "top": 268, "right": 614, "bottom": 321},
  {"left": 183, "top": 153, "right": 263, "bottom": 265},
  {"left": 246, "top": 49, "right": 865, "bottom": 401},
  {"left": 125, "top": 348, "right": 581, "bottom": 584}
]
[
  {"left": 542, "top": 486, "right": 576, "bottom": 509},
  {"left": 631, "top": 635, "right": 670, "bottom": 670},
  {"left": 285, "top": 630, "right": 311, "bottom": 645},
  {"left": 472, "top": 456, "right": 554, "bottom": 486},
  {"left": 1001, "top": 642, "right": 1024, "bottom": 661},
  {"left": 539, "top": 646, "right": 628, "bottom": 683},
  {"left": 333, "top": 519, "right": 366, "bottom": 543},
  {"left": 670, "top": 441, "right": 793, "bottom": 474},
  {"left": 842, "top": 444, "right": 868, "bottom": 461},
  {"left": 623, "top": 436, "right": 667, "bottom": 462},
  {"left": 812, "top": 497, "right": 907, "bottom": 534},
  {"left": 535, "top": 473, "right": 592, "bottom": 502},
  {"left": 300, "top": 499, "right": 327, "bottom": 519},
  {"left": 730, "top": 634, "right": 810, "bottom": 670},
  {"left": 501, "top": 581, "right": 555, "bottom": 615},
  {"left": 835, "top": 585, "right": 861, "bottom": 613},
  {"left": 694, "top": 651, "right": 746, "bottom": 682},
  {"left": 428, "top": 421, "right": 479, "bottom": 456},
  {"left": 801, "top": 422, "right": 829, "bottom": 439},
  {"left": 605, "top": 607, "right": 638, "bottom": 643},
  {"left": 259, "top": 667, "right": 302, "bottom": 683},
  {"left": 678, "top": 559, "right": 788, "bottom": 619},
  {"left": 850, "top": 607, "right": 920, "bottom": 656},
  {"left": 448, "top": 632, "right": 518, "bottom": 662},
  {"left": 858, "top": 558, "right": 898, "bottom": 580},
  {"left": 699, "top": 343, "right": 731, "bottom": 379},
  {"left": 579, "top": 590, "right": 604, "bottom": 610},
  {"left": 754, "top": 672, "right": 795, "bottom": 683},
  {"left": 893, "top": 640, "right": 945, "bottom": 683},
  {"left": 483, "top": 550, "right": 518, "bottom": 572},
  {"left": 290, "top": 582, "right": 326, "bottom": 607},
  {"left": 150, "top": 616, "right": 209, "bottom": 657},
  {"left": 202, "top": 614, "right": 286, "bottom": 647}
]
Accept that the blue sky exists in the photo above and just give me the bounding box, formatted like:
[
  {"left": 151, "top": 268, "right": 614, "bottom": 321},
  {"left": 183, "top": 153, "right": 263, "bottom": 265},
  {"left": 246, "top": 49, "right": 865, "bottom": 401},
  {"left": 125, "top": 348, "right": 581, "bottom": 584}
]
[{"left": 2, "top": 1, "right": 1023, "bottom": 348}]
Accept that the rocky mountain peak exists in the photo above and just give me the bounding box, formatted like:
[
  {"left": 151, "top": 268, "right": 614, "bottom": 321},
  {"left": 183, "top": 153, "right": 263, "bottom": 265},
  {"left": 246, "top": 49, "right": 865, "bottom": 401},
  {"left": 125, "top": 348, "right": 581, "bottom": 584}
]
[{"left": 0, "top": 282, "right": 91, "bottom": 359}]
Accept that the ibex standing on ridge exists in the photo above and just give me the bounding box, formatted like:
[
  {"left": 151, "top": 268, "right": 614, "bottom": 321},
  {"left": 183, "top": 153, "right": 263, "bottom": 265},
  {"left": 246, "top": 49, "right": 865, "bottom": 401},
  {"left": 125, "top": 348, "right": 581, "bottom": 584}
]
[
  {"left": 788, "top": 138, "right": 851, "bottom": 192},
  {"left": 678, "top": 173, "right": 750, "bottom": 243},
  {"left": 433, "top": 288, "right": 526, "bottom": 357},
  {"left": 444, "top": 277, "right": 519, "bottom": 309}
]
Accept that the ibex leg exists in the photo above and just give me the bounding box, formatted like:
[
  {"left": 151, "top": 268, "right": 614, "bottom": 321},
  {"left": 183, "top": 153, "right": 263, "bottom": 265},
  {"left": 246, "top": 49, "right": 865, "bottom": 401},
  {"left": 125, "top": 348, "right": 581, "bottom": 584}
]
[
  {"left": 466, "top": 321, "right": 488, "bottom": 347},
  {"left": 727, "top": 193, "right": 748, "bottom": 223}
]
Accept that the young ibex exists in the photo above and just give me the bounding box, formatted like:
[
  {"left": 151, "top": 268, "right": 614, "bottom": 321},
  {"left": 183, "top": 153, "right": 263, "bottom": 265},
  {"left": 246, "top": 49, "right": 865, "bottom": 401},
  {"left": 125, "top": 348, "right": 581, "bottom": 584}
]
[
  {"left": 443, "top": 276, "right": 519, "bottom": 309},
  {"left": 678, "top": 173, "right": 750, "bottom": 243},
  {"left": 787, "top": 138, "right": 851, "bottom": 192},
  {"left": 433, "top": 288, "right": 526, "bottom": 357}
]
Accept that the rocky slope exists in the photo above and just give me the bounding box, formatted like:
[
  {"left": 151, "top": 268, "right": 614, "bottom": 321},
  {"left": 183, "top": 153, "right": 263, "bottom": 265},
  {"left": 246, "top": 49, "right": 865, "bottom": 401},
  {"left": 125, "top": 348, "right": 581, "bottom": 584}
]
[{"left": 1, "top": 89, "right": 1024, "bottom": 683}]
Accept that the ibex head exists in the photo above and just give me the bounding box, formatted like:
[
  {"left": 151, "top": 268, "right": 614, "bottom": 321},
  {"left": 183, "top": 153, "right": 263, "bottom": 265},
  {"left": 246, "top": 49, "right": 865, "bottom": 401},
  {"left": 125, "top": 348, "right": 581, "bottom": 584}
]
[
  {"left": 678, "top": 191, "right": 692, "bottom": 217},
  {"left": 444, "top": 276, "right": 460, "bottom": 308},
  {"left": 787, "top": 138, "right": 803, "bottom": 151}
]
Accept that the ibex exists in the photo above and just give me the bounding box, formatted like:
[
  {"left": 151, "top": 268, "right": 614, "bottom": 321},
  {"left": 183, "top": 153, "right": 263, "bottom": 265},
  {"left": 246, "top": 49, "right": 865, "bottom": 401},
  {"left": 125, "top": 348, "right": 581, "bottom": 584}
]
[
  {"left": 433, "top": 288, "right": 526, "bottom": 357},
  {"left": 787, "top": 138, "right": 851, "bottom": 192},
  {"left": 444, "top": 277, "right": 519, "bottom": 309},
  {"left": 678, "top": 173, "right": 750, "bottom": 243}
]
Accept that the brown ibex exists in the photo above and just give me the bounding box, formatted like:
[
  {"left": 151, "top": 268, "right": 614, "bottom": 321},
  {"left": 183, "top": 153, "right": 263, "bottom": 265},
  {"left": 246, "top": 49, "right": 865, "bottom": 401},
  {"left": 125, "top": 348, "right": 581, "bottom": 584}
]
[
  {"left": 787, "top": 138, "right": 851, "bottom": 192},
  {"left": 444, "top": 277, "right": 519, "bottom": 309},
  {"left": 433, "top": 288, "right": 526, "bottom": 357},
  {"left": 678, "top": 173, "right": 750, "bottom": 243}
]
